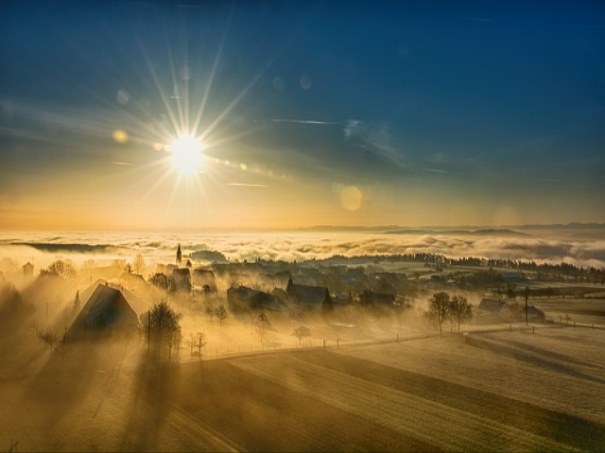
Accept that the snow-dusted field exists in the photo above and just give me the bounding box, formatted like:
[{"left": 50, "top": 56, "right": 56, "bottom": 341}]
[{"left": 1, "top": 325, "right": 604, "bottom": 451}]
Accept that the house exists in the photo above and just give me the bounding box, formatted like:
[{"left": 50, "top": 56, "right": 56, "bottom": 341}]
[
  {"left": 227, "top": 285, "right": 283, "bottom": 313},
  {"left": 515, "top": 305, "right": 546, "bottom": 322},
  {"left": 171, "top": 268, "right": 192, "bottom": 292},
  {"left": 360, "top": 290, "right": 396, "bottom": 307},
  {"left": 271, "top": 287, "right": 289, "bottom": 305},
  {"left": 65, "top": 283, "right": 146, "bottom": 340},
  {"left": 23, "top": 262, "right": 34, "bottom": 277},
  {"left": 192, "top": 268, "right": 217, "bottom": 292},
  {"left": 477, "top": 298, "right": 511, "bottom": 322},
  {"left": 286, "top": 278, "right": 332, "bottom": 310}
]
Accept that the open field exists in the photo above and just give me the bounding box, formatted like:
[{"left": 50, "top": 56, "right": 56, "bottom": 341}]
[
  {"left": 1, "top": 325, "right": 604, "bottom": 452},
  {"left": 533, "top": 297, "right": 605, "bottom": 326}
]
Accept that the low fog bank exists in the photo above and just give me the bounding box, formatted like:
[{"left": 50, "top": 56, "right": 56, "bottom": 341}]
[{"left": 1, "top": 227, "right": 605, "bottom": 269}]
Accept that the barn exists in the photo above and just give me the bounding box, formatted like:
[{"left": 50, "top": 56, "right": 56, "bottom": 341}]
[{"left": 66, "top": 283, "right": 147, "bottom": 341}]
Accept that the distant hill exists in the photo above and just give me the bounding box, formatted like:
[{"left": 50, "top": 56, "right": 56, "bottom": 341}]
[
  {"left": 305, "top": 223, "right": 605, "bottom": 233},
  {"left": 385, "top": 228, "right": 529, "bottom": 237},
  {"left": 12, "top": 242, "right": 112, "bottom": 253}
]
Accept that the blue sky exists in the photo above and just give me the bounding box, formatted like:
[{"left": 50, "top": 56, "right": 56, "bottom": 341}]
[{"left": 1, "top": 1, "right": 604, "bottom": 229}]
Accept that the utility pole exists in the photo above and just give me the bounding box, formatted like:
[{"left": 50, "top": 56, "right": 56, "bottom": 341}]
[{"left": 524, "top": 286, "right": 529, "bottom": 327}]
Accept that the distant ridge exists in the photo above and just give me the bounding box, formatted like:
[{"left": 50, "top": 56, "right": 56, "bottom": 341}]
[
  {"left": 303, "top": 225, "right": 528, "bottom": 236},
  {"left": 304, "top": 222, "right": 605, "bottom": 233},
  {"left": 385, "top": 228, "right": 529, "bottom": 237},
  {"left": 10, "top": 242, "right": 112, "bottom": 253}
]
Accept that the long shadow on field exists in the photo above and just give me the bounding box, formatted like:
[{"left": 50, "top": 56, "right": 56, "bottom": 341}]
[
  {"left": 173, "top": 359, "right": 440, "bottom": 452},
  {"left": 293, "top": 350, "right": 605, "bottom": 452},
  {"left": 480, "top": 335, "right": 603, "bottom": 369},
  {"left": 120, "top": 349, "right": 178, "bottom": 451},
  {"left": 469, "top": 335, "right": 605, "bottom": 385},
  {"left": 25, "top": 341, "right": 121, "bottom": 436}
]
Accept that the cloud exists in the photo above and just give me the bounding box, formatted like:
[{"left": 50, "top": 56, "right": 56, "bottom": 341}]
[
  {"left": 267, "top": 119, "right": 341, "bottom": 126},
  {"left": 422, "top": 168, "right": 448, "bottom": 174},
  {"left": 3, "top": 230, "right": 604, "bottom": 269},
  {"left": 344, "top": 120, "right": 407, "bottom": 170},
  {"left": 226, "top": 183, "right": 267, "bottom": 188}
]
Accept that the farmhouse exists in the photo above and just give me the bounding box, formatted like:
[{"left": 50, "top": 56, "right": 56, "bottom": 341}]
[
  {"left": 515, "top": 305, "right": 546, "bottom": 322},
  {"left": 192, "top": 268, "right": 217, "bottom": 292},
  {"left": 477, "top": 298, "right": 511, "bottom": 322},
  {"left": 172, "top": 268, "right": 192, "bottom": 292},
  {"left": 66, "top": 283, "right": 146, "bottom": 340},
  {"left": 286, "top": 278, "right": 332, "bottom": 310},
  {"left": 360, "top": 290, "right": 396, "bottom": 307},
  {"left": 227, "top": 285, "right": 283, "bottom": 313}
]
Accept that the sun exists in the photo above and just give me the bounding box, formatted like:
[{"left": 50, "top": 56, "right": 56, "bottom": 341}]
[{"left": 169, "top": 135, "right": 204, "bottom": 176}]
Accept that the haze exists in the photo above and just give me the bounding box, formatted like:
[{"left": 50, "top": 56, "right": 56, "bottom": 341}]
[{"left": 1, "top": 2, "right": 605, "bottom": 453}]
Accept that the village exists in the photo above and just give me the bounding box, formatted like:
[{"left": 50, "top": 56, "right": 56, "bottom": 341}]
[{"left": 3, "top": 242, "right": 602, "bottom": 360}]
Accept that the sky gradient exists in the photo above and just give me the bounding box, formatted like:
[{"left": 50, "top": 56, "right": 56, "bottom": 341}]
[{"left": 1, "top": 1, "right": 604, "bottom": 230}]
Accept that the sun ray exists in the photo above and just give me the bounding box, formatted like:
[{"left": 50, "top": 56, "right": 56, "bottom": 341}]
[
  {"left": 191, "top": 6, "right": 233, "bottom": 137},
  {"left": 135, "top": 32, "right": 182, "bottom": 137}
]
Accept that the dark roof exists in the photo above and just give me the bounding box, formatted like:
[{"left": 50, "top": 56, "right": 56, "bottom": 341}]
[
  {"left": 192, "top": 268, "right": 216, "bottom": 285},
  {"left": 364, "top": 291, "right": 396, "bottom": 305},
  {"left": 287, "top": 282, "right": 331, "bottom": 307},
  {"left": 478, "top": 298, "right": 508, "bottom": 313},
  {"left": 66, "top": 284, "right": 140, "bottom": 339},
  {"left": 227, "top": 286, "right": 283, "bottom": 312}
]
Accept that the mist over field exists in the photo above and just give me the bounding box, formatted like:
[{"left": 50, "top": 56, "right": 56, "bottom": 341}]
[{"left": 1, "top": 225, "right": 605, "bottom": 270}]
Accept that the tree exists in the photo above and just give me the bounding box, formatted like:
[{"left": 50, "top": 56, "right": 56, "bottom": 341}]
[
  {"left": 255, "top": 312, "right": 270, "bottom": 343},
  {"left": 35, "top": 326, "right": 59, "bottom": 352},
  {"left": 215, "top": 304, "right": 228, "bottom": 326},
  {"left": 46, "top": 260, "right": 76, "bottom": 280},
  {"left": 133, "top": 253, "right": 145, "bottom": 274},
  {"left": 176, "top": 244, "right": 182, "bottom": 264},
  {"left": 448, "top": 295, "right": 472, "bottom": 332},
  {"left": 140, "top": 302, "right": 182, "bottom": 360},
  {"left": 292, "top": 325, "right": 310, "bottom": 345},
  {"left": 428, "top": 291, "right": 450, "bottom": 334},
  {"left": 189, "top": 331, "right": 206, "bottom": 358},
  {"left": 206, "top": 304, "right": 215, "bottom": 323}
]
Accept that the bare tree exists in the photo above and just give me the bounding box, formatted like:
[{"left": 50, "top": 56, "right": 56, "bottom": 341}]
[
  {"left": 46, "top": 260, "right": 76, "bottom": 280},
  {"left": 206, "top": 304, "right": 215, "bottom": 323},
  {"left": 428, "top": 292, "right": 450, "bottom": 335},
  {"left": 35, "top": 326, "right": 59, "bottom": 352},
  {"left": 188, "top": 331, "right": 207, "bottom": 359},
  {"left": 255, "top": 312, "right": 270, "bottom": 343},
  {"left": 216, "top": 304, "right": 228, "bottom": 326},
  {"left": 448, "top": 295, "right": 473, "bottom": 332},
  {"left": 133, "top": 253, "right": 145, "bottom": 274},
  {"left": 292, "top": 325, "right": 310, "bottom": 345}
]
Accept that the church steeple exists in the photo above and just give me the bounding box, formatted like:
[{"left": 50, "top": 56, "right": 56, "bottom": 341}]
[{"left": 176, "top": 244, "right": 182, "bottom": 264}]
